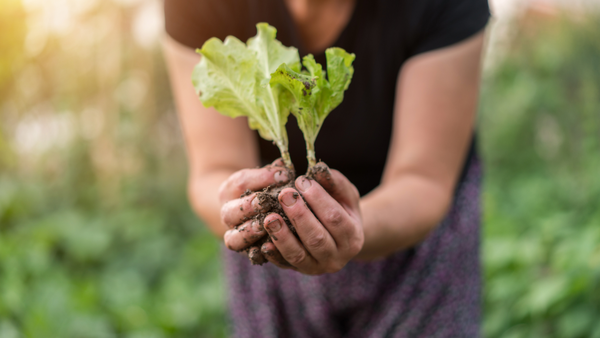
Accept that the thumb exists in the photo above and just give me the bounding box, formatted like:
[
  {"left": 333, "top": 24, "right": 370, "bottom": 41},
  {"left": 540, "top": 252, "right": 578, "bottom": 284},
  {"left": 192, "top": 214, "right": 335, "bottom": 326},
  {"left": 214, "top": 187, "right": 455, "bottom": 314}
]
[{"left": 310, "top": 162, "right": 360, "bottom": 209}]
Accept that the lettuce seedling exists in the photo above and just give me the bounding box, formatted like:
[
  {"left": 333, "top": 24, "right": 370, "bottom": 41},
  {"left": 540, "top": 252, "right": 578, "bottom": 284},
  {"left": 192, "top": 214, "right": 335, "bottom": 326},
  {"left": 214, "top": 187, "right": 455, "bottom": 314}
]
[
  {"left": 192, "top": 23, "right": 298, "bottom": 169},
  {"left": 270, "top": 49, "right": 354, "bottom": 168},
  {"left": 192, "top": 23, "right": 354, "bottom": 265},
  {"left": 192, "top": 23, "right": 354, "bottom": 171}
]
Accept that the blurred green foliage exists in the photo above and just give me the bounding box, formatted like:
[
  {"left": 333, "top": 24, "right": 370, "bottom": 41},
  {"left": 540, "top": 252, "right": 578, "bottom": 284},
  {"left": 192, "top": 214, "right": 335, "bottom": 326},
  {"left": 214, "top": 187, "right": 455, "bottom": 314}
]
[
  {"left": 0, "top": 1, "right": 599, "bottom": 337},
  {"left": 480, "top": 14, "right": 600, "bottom": 338},
  {"left": 0, "top": 1, "right": 227, "bottom": 337},
  {"left": 0, "top": 175, "right": 227, "bottom": 338}
]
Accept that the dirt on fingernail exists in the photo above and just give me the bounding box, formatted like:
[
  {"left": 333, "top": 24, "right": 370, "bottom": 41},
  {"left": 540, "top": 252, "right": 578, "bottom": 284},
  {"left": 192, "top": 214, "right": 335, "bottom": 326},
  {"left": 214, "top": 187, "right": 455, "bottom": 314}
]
[
  {"left": 235, "top": 165, "right": 297, "bottom": 265},
  {"left": 237, "top": 162, "right": 329, "bottom": 266}
]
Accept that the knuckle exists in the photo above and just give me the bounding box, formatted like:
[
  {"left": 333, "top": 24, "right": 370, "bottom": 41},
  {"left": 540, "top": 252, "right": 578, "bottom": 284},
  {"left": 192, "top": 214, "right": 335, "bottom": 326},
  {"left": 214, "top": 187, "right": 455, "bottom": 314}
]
[
  {"left": 348, "top": 242, "right": 361, "bottom": 255},
  {"left": 305, "top": 232, "right": 328, "bottom": 250},
  {"left": 223, "top": 230, "right": 232, "bottom": 244},
  {"left": 351, "top": 185, "right": 360, "bottom": 201},
  {"left": 286, "top": 250, "right": 307, "bottom": 266},
  {"left": 219, "top": 170, "right": 250, "bottom": 202},
  {"left": 347, "top": 235, "right": 364, "bottom": 254},
  {"left": 233, "top": 181, "right": 247, "bottom": 195},
  {"left": 323, "top": 209, "right": 344, "bottom": 227},
  {"left": 231, "top": 170, "right": 250, "bottom": 191},
  {"left": 243, "top": 195, "right": 256, "bottom": 212},
  {"left": 220, "top": 200, "right": 245, "bottom": 227},
  {"left": 220, "top": 205, "right": 230, "bottom": 226},
  {"left": 225, "top": 232, "right": 242, "bottom": 251}
]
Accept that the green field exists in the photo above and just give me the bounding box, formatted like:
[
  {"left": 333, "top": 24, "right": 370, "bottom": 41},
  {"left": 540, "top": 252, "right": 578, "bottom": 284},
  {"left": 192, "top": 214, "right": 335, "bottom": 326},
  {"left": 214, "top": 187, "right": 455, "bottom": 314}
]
[{"left": 1, "top": 2, "right": 599, "bottom": 337}]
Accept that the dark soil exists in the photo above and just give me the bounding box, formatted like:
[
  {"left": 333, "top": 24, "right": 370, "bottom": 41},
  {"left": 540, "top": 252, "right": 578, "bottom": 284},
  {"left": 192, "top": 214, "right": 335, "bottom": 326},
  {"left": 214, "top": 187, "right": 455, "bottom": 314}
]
[
  {"left": 237, "top": 162, "right": 331, "bottom": 265},
  {"left": 236, "top": 166, "right": 296, "bottom": 265},
  {"left": 307, "top": 163, "right": 334, "bottom": 191}
]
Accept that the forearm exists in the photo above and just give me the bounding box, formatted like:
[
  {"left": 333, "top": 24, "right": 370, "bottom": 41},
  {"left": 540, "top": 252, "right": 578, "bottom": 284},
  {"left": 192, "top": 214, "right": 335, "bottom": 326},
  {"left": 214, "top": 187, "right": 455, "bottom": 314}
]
[
  {"left": 164, "top": 36, "right": 262, "bottom": 239},
  {"left": 188, "top": 170, "right": 235, "bottom": 238},
  {"left": 356, "top": 174, "right": 452, "bottom": 260},
  {"left": 353, "top": 34, "right": 485, "bottom": 261}
]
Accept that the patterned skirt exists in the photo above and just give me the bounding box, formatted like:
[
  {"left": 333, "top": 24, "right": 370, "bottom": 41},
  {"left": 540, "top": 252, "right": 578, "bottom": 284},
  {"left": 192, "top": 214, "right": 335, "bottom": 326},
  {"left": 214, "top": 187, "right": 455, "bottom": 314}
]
[{"left": 224, "top": 158, "right": 482, "bottom": 338}]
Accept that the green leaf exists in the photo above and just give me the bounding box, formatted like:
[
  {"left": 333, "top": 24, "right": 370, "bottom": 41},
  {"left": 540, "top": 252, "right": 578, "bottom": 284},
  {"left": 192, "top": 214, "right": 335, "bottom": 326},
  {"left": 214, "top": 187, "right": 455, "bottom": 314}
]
[
  {"left": 192, "top": 37, "right": 259, "bottom": 121},
  {"left": 271, "top": 48, "right": 355, "bottom": 167},
  {"left": 326, "top": 47, "right": 355, "bottom": 91},
  {"left": 192, "top": 23, "right": 355, "bottom": 170},
  {"left": 270, "top": 64, "right": 319, "bottom": 165},
  {"left": 192, "top": 23, "right": 300, "bottom": 167},
  {"left": 247, "top": 23, "right": 300, "bottom": 78},
  {"left": 525, "top": 276, "right": 568, "bottom": 314},
  {"left": 324, "top": 47, "right": 355, "bottom": 112},
  {"left": 269, "top": 63, "right": 318, "bottom": 113}
]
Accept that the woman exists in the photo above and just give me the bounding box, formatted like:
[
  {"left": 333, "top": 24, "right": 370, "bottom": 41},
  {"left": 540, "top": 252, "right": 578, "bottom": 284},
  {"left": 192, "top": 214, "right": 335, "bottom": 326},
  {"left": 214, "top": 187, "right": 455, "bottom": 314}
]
[{"left": 163, "top": 0, "right": 489, "bottom": 336}]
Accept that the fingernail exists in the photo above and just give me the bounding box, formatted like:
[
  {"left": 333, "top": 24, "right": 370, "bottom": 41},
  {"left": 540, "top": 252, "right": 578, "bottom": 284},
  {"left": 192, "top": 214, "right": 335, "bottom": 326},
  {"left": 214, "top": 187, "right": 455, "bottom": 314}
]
[
  {"left": 274, "top": 170, "right": 289, "bottom": 183},
  {"left": 281, "top": 191, "right": 298, "bottom": 207},
  {"left": 297, "top": 176, "right": 311, "bottom": 192},
  {"left": 251, "top": 196, "right": 261, "bottom": 210},
  {"left": 266, "top": 219, "right": 281, "bottom": 233}
]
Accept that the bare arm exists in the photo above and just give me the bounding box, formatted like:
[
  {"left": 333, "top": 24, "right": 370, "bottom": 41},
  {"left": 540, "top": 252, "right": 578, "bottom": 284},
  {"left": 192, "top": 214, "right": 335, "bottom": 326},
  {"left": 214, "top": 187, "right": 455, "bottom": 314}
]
[
  {"left": 163, "top": 30, "right": 486, "bottom": 270},
  {"left": 163, "top": 35, "right": 262, "bottom": 237},
  {"left": 358, "top": 32, "right": 485, "bottom": 259},
  {"left": 254, "top": 31, "right": 487, "bottom": 269}
]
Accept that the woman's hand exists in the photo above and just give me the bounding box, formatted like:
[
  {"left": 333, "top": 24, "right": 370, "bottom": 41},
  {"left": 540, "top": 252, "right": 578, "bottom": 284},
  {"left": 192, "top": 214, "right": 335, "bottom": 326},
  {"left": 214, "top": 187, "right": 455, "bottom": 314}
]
[
  {"left": 220, "top": 159, "right": 290, "bottom": 254},
  {"left": 261, "top": 164, "right": 364, "bottom": 275}
]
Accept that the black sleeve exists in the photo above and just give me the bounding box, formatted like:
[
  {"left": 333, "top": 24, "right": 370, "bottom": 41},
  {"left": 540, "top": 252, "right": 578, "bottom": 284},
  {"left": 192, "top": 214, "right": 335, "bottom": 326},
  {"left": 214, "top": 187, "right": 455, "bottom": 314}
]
[{"left": 408, "top": 0, "right": 490, "bottom": 57}]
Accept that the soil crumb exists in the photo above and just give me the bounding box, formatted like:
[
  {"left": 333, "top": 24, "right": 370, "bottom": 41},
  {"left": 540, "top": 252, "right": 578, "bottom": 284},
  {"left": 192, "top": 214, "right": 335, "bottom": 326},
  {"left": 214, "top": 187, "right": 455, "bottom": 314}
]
[
  {"left": 239, "top": 162, "right": 331, "bottom": 266},
  {"left": 237, "top": 166, "right": 297, "bottom": 265}
]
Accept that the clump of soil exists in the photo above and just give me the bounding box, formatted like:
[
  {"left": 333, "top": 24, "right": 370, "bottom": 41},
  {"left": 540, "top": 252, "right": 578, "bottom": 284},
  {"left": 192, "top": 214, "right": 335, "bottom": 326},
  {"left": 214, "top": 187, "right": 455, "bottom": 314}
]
[{"left": 237, "top": 162, "right": 331, "bottom": 265}]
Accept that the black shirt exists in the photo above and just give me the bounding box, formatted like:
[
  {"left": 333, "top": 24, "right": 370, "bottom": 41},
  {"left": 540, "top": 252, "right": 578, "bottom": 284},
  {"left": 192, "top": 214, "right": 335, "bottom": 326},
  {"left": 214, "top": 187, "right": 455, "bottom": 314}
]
[{"left": 165, "top": 0, "right": 490, "bottom": 195}]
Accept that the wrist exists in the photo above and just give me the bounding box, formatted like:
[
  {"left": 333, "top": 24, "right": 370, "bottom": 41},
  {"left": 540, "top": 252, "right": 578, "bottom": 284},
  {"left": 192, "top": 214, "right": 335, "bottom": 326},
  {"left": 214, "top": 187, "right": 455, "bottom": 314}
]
[{"left": 188, "top": 169, "right": 236, "bottom": 238}]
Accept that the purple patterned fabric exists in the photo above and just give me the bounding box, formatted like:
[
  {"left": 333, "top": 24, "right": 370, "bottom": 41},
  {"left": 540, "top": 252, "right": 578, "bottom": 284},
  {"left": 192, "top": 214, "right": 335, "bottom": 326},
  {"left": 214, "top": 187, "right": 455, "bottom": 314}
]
[{"left": 224, "top": 158, "right": 482, "bottom": 338}]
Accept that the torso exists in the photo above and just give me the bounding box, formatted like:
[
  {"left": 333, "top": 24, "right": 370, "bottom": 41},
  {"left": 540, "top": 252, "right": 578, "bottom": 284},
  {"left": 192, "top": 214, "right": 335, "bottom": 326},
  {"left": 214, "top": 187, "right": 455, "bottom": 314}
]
[
  {"left": 165, "top": 0, "right": 490, "bottom": 336},
  {"left": 165, "top": 0, "right": 487, "bottom": 193}
]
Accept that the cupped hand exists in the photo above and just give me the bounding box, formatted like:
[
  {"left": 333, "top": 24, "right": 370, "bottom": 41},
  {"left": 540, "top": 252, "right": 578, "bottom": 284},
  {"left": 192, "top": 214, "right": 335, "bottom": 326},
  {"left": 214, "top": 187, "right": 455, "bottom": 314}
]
[
  {"left": 260, "top": 163, "right": 364, "bottom": 275},
  {"left": 219, "top": 159, "right": 289, "bottom": 254}
]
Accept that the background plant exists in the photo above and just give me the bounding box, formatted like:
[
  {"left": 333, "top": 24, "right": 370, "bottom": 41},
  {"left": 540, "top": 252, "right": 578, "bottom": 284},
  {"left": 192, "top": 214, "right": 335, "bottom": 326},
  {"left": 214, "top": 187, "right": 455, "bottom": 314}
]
[
  {"left": 0, "top": 1, "right": 598, "bottom": 337},
  {"left": 480, "top": 13, "right": 600, "bottom": 338}
]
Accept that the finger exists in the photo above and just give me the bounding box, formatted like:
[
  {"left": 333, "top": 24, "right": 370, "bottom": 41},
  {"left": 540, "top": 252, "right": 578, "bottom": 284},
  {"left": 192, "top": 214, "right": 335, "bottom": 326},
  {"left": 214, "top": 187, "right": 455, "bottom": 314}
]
[
  {"left": 271, "top": 158, "right": 285, "bottom": 167},
  {"left": 248, "top": 246, "right": 267, "bottom": 265},
  {"left": 295, "top": 176, "right": 358, "bottom": 251},
  {"left": 278, "top": 189, "right": 338, "bottom": 263},
  {"left": 311, "top": 162, "right": 360, "bottom": 209},
  {"left": 220, "top": 193, "right": 262, "bottom": 228},
  {"left": 308, "top": 162, "right": 334, "bottom": 190},
  {"left": 261, "top": 241, "right": 295, "bottom": 270},
  {"left": 263, "top": 213, "right": 319, "bottom": 273},
  {"left": 218, "top": 166, "right": 290, "bottom": 203},
  {"left": 224, "top": 220, "right": 267, "bottom": 251}
]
